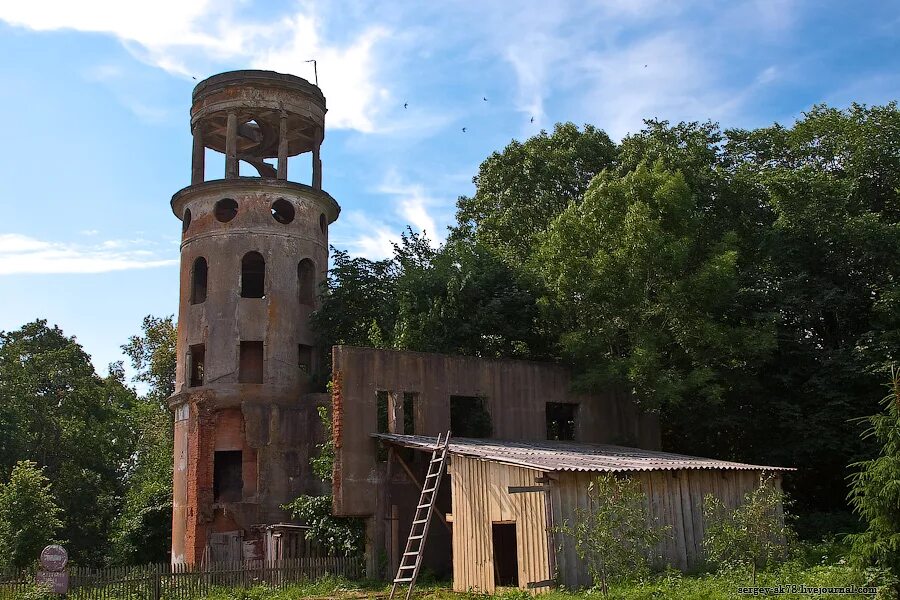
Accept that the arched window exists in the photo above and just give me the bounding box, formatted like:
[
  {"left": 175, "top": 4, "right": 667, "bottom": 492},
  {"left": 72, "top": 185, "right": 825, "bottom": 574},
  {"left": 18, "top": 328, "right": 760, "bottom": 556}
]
[
  {"left": 190, "top": 257, "right": 207, "bottom": 304},
  {"left": 241, "top": 252, "right": 265, "bottom": 298},
  {"left": 182, "top": 208, "right": 192, "bottom": 233},
  {"left": 298, "top": 259, "right": 315, "bottom": 306}
]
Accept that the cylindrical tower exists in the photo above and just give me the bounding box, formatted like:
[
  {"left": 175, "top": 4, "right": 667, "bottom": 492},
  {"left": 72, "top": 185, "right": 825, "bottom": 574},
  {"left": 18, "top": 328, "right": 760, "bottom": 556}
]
[{"left": 169, "top": 70, "right": 340, "bottom": 565}]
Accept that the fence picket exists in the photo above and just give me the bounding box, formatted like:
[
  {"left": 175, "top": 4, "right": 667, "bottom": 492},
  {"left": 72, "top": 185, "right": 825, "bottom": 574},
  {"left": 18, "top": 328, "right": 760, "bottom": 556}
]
[{"left": 0, "top": 555, "right": 364, "bottom": 599}]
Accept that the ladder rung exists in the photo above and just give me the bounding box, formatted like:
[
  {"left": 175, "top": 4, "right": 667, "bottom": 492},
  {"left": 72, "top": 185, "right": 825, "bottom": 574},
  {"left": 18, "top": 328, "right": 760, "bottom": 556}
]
[
  {"left": 417, "top": 503, "right": 431, "bottom": 509},
  {"left": 395, "top": 578, "right": 413, "bottom": 583},
  {"left": 423, "top": 487, "right": 436, "bottom": 493},
  {"left": 404, "top": 551, "right": 419, "bottom": 556},
  {"left": 425, "top": 472, "right": 438, "bottom": 478},
  {"left": 399, "top": 565, "right": 415, "bottom": 570},
  {"left": 413, "top": 519, "right": 427, "bottom": 524},
  {"left": 431, "top": 457, "right": 443, "bottom": 463},
  {"left": 410, "top": 534, "right": 423, "bottom": 540}
]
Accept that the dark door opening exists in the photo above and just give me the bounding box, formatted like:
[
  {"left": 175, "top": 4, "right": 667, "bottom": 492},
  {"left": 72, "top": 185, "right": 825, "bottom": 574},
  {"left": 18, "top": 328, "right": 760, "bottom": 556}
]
[
  {"left": 492, "top": 522, "right": 519, "bottom": 587},
  {"left": 213, "top": 450, "right": 243, "bottom": 503}
]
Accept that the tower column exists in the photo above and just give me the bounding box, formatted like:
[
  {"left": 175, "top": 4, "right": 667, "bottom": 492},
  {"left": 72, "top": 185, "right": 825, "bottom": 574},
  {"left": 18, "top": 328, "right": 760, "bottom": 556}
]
[
  {"left": 191, "top": 125, "right": 205, "bottom": 185},
  {"left": 225, "top": 111, "right": 239, "bottom": 179},
  {"left": 277, "top": 113, "right": 289, "bottom": 181},
  {"left": 312, "top": 127, "right": 323, "bottom": 190}
]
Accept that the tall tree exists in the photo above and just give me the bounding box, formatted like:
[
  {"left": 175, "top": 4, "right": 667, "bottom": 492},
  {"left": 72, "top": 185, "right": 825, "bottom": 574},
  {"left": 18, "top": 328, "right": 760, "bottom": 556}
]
[
  {"left": 0, "top": 460, "right": 63, "bottom": 570},
  {"left": 847, "top": 368, "right": 900, "bottom": 592},
  {"left": 0, "top": 320, "right": 136, "bottom": 566},
  {"left": 456, "top": 122, "right": 617, "bottom": 265},
  {"left": 112, "top": 315, "right": 177, "bottom": 564},
  {"left": 537, "top": 160, "right": 774, "bottom": 409}
]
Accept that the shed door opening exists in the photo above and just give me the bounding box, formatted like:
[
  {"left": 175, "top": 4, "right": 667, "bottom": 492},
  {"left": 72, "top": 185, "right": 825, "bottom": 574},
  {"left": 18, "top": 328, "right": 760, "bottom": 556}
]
[
  {"left": 546, "top": 402, "right": 578, "bottom": 441},
  {"left": 213, "top": 450, "right": 243, "bottom": 503},
  {"left": 492, "top": 523, "right": 519, "bottom": 587}
]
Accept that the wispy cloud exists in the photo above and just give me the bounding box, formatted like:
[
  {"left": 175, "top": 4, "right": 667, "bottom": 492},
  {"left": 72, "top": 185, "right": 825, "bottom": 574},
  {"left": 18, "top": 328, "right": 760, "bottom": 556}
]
[
  {"left": 0, "top": 0, "right": 392, "bottom": 131},
  {"left": 0, "top": 234, "right": 177, "bottom": 275},
  {"left": 376, "top": 171, "right": 449, "bottom": 242},
  {"left": 330, "top": 212, "right": 397, "bottom": 260}
]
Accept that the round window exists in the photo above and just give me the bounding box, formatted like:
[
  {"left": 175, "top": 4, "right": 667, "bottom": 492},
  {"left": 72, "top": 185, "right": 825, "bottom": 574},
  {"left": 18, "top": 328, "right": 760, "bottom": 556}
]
[
  {"left": 271, "top": 198, "right": 295, "bottom": 224},
  {"left": 214, "top": 198, "right": 238, "bottom": 223}
]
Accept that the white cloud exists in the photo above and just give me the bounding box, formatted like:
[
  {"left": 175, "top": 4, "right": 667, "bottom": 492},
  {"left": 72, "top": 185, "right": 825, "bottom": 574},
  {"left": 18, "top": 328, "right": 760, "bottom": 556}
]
[
  {"left": 376, "top": 172, "right": 445, "bottom": 241},
  {"left": 0, "top": 0, "right": 391, "bottom": 131},
  {"left": 330, "top": 212, "right": 397, "bottom": 260},
  {"left": 0, "top": 234, "right": 177, "bottom": 275}
]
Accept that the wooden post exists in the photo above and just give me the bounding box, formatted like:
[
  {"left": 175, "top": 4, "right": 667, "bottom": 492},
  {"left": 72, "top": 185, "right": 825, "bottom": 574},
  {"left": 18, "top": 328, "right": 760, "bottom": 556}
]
[
  {"left": 191, "top": 124, "right": 205, "bottom": 185},
  {"left": 225, "top": 112, "right": 238, "bottom": 179},
  {"left": 277, "top": 113, "right": 288, "bottom": 180},
  {"left": 391, "top": 504, "right": 400, "bottom": 577}
]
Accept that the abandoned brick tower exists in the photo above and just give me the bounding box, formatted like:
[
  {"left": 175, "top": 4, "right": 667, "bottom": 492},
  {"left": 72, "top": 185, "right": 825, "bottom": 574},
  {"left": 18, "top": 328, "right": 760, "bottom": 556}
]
[{"left": 168, "top": 70, "right": 339, "bottom": 565}]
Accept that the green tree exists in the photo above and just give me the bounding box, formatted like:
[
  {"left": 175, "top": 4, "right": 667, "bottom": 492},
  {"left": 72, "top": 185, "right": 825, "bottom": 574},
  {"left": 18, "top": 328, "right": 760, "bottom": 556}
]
[
  {"left": 0, "top": 460, "right": 63, "bottom": 570},
  {"left": 703, "top": 475, "right": 794, "bottom": 585},
  {"left": 538, "top": 160, "right": 774, "bottom": 409},
  {"left": 456, "top": 122, "right": 616, "bottom": 266},
  {"left": 0, "top": 320, "right": 137, "bottom": 566},
  {"left": 555, "top": 474, "right": 669, "bottom": 597},
  {"left": 112, "top": 315, "right": 177, "bottom": 565},
  {"left": 847, "top": 368, "right": 900, "bottom": 590}
]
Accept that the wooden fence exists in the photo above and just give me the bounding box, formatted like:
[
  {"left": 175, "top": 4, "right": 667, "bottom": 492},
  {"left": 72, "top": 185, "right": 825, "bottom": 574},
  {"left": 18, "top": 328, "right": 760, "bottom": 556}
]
[{"left": 0, "top": 556, "right": 365, "bottom": 599}]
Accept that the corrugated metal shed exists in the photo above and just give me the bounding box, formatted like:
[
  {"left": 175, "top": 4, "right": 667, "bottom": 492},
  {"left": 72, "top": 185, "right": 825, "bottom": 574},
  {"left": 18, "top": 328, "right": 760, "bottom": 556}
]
[{"left": 373, "top": 433, "right": 793, "bottom": 473}]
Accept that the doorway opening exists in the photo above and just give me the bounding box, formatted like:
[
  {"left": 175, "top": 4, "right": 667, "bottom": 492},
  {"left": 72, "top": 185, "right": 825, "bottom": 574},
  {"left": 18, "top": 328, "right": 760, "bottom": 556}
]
[{"left": 492, "top": 522, "right": 519, "bottom": 587}]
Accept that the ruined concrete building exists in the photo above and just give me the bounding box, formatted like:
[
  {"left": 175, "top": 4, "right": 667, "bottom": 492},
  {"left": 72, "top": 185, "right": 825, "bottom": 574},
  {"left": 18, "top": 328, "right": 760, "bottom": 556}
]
[{"left": 169, "top": 71, "right": 789, "bottom": 592}]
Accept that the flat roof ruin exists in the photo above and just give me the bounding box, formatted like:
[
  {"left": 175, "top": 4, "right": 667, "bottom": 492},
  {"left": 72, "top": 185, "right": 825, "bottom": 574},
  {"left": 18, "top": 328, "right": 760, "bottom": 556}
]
[{"left": 372, "top": 433, "right": 794, "bottom": 473}]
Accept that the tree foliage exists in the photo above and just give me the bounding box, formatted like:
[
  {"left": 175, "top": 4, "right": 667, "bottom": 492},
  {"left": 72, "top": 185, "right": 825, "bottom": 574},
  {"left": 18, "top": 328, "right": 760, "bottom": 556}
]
[
  {"left": 847, "top": 368, "right": 900, "bottom": 586},
  {"left": 703, "top": 475, "right": 795, "bottom": 585},
  {"left": 112, "top": 315, "right": 176, "bottom": 565},
  {"left": 555, "top": 474, "right": 669, "bottom": 597},
  {"left": 0, "top": 320, "right": 137, "bottom": 566},
  {"left": 0, "top": 460, "right": 63, "bottom": 570}
]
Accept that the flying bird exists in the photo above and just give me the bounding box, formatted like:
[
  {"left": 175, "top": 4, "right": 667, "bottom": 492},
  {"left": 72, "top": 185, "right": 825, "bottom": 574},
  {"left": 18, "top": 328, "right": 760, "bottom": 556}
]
[
  {"left": 483, "top": 97, "right": 488, "bottom": 102},
  {"left": 404, "top": 102, "right": 408, "bottom": 109},
  {"left": 462, "top": 127, "right": 467, "bottom": 133},
  {"left": 192, "top": 76, "right": 197, "bottom": 80},
  {"left": 644, "top": 64, "right": 648, "bottom": 68},
  {"left": 530, "top": 116, "right": 535, "bottom": 123}
]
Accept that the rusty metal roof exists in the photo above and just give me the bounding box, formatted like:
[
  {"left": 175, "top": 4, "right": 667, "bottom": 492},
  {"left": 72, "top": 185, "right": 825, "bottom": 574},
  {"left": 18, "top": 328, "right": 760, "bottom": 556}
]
[{"left": 372, "top": 433, "right": 794, "bottom": 473}]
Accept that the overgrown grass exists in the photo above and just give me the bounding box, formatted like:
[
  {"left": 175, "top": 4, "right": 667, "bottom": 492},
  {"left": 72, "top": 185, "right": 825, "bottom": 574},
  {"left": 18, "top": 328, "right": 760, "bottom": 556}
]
[{"left": 15, "top": 542, "right": 896, "bottom": 600}]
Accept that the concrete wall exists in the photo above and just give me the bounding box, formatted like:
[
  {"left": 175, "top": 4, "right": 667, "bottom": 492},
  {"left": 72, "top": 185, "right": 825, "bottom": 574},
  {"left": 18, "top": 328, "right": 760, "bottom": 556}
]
[{"left": 331, "top": 345, "right": 661, "bottom": 517}]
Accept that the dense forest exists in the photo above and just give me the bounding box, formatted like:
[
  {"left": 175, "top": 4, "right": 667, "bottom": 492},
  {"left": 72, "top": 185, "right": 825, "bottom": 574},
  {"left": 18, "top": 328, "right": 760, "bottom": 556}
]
[{"left": 0, "top": 103, "right": 897, "bottom": 568}]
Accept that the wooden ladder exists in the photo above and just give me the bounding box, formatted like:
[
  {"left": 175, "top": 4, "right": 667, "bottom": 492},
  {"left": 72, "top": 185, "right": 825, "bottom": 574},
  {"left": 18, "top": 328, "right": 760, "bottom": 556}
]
[{"left": 389, "top": 431, "right": 451, "bottom": 600}]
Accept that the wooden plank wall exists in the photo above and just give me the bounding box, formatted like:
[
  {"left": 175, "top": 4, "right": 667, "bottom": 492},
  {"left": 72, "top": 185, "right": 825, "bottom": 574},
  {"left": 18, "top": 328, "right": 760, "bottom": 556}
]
[
  {"left": 450, "top": 456, "right": 551, "bottom": 594},
  {"left": 552, "top": 469, "right": 776, "bottom": 589}
]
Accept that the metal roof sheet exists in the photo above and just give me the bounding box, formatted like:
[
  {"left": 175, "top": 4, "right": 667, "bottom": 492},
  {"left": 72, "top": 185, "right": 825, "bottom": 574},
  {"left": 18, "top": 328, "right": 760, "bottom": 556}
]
[{"left": 372, "top": 433, "right": 794, "bottom": 473}]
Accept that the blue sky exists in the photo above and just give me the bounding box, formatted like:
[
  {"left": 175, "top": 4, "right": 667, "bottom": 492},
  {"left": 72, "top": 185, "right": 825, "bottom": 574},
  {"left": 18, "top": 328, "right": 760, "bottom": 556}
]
[{"left": 0, "top": 0, "right": 898, "bottom": 377}]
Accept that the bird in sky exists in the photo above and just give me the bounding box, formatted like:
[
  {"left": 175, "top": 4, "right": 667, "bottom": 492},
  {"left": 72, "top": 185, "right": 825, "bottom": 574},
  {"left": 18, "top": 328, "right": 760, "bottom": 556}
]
[
  {"left": 483, "top": 97, "right": 488, "bottom": 102},
  {"left": 462, "top": 127, "right": 467, "bottom": 133},
  {"left": 530, "top": 116, "right": 535, "bottom": 123},
  {"left": 404, "top": 102, "right": 408, "bottom": 109},
  {"left": 192, "top": 76, "right": 197, "bottom": 80},
  {"left": 644, "top": 64, "right": 648, "bottom": 68}
]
